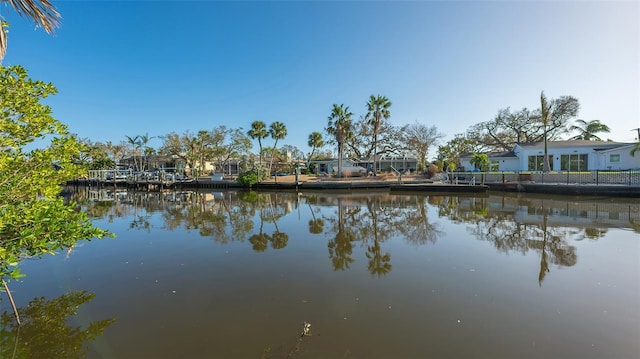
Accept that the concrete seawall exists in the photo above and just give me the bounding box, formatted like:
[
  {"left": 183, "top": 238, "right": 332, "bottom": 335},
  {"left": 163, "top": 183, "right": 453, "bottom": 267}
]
[
  {"left": 67, "top": 178, "right": 640, "bottom": 197},
  {"left": 486, "top": 182, "right": 640, "bottom": 197}
]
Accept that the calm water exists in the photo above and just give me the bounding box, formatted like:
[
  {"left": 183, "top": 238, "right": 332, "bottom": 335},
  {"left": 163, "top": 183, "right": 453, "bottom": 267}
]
[{"left": 1, "top": 188, "right": 638, "bottom": 358}]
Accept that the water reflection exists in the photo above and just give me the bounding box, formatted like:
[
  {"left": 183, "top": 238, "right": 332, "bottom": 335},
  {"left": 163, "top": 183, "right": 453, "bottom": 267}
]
[
  {"left": 66, "top": 187, "right": 639, "bottom": 282},
  {"left": 35, "top": 187, "right": 640, "bottom": 358},
  {"left": 0, "top": 290, "right": 116, "bottom": 358}
]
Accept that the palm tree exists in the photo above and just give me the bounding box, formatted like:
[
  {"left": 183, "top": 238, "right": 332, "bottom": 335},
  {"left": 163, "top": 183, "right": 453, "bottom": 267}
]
[
  {"left": 1, "top": 0, "right": 60, "bottom": 60},
  {"left": 540, "top": 91, "right": 552, "bottom": 172},
  {"left": 326, "top": 104, "right": 353, "bottom": 178},
  {"left": 569, "top": 119, "right": 611, "bottom": 141},
  {"left": 365, "top": 95, "right": 392, "bottom": 175},
  {"left": 125, "top": 135, "right": 141, "bottom": 170},
  {"left": 307, "top": 131, "right": 324, "bottom": 171},
  {"left": 247, "top": 121, "right": 268, "bottom": 168},
  {"left": 268, "top": 121, "right": 287, "bottom": 177},
  {"left": 138, "top": 132, "right": 156, "bottom": 171},
  {"left": 539, "top": 91, "right": 580, "bottom": 172}
]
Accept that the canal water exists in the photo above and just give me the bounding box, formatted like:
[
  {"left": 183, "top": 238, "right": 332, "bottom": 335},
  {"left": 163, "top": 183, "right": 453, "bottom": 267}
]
[{"left": 1, "top": 188, "right": 638, "bottom": 358}]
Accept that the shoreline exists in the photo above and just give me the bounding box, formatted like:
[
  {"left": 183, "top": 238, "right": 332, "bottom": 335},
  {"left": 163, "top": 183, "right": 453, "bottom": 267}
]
[{"left": 68, "top": 173, "right": 640, "bottom": 197}]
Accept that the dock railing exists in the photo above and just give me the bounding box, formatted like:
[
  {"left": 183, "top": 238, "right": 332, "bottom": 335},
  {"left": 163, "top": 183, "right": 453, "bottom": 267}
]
[
  {"left": 450, "top": 170, "right": 640, "bottom": 186},
  {"left": 85, "top": 168, "right": 191, "bottom": 187}
]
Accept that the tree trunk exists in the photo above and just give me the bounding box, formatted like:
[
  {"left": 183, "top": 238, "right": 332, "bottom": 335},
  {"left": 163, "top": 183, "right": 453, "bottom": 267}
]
[
  {"left": 543, "top": 125, "right": 550, "bottom": 172},
  {"left": 372, "top": 133, "right": 377, "bottom": 176},
  {"left": 337, "top": 142, "right": 343, "bottom": 177},
  {"left": 2, "top": 279, "right": 21, "bottom": 326}
]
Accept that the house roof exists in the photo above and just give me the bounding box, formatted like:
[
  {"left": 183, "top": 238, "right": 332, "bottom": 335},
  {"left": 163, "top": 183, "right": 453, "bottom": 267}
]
[
  {"left": 516, "top": 140, "right": 631, "bottom": 151},
  {"left": 595, "top": 143, "right": 637, "bottom": 153}
]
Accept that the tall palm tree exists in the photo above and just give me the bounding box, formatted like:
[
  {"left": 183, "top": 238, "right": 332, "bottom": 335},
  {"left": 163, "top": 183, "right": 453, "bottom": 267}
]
[
  {"left": 268, "top": 121, "right": 287, "bottom": 177},
  {"left": 307, "top": 131, "right": 324, "bottom": 171},
  {"left": 247, "top": 121, "right": 268, "bottom": 168},
  {"left": 1, "top": 0, "right": 60, "bottom": 60},
  {"left": 540, "top": 91, "right": 552, "bottom": 172},
  {"left": 125, "top": 135, "right": 141, "bottom": 170},
  {"left": 365, "top": 95, "right": 392, "bottom": 175},
  {"left": 327, "top": 104, "right": 353, "bottom": 178},
  {"left": 569, "top": 119, "right": 611, "bottom": 141},
  {"left": 539, "top": 91, "right": 580, "bottom": 172},
  {"left": 138, "top": 132, "right": 156, "bottom": 171}
]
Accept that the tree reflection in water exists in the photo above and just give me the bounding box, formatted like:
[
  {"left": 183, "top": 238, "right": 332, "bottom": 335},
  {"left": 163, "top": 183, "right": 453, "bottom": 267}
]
[
  {"left": 395, "top": 195, "right": 443, "bottom": 246},
  {"left": 64, "top": 187, "right": 638, "bottom": 284},
  {"left": 0, "top": 290, "right": 116, "bottom": 359},
  {"left": 438, "top": 196, "right": 582, "bottom": 285},
  {"left": 327, "top": 197, "right": 357, "bottom": 271},
  {"left": 580, "top": 227, "right": 609, "bottom": 240},
  {"left": 245, "top": 192, "right": 290, "bottom": 251},
  {"left": 306, "top": 195, "right": 324, "bottom": 235}
]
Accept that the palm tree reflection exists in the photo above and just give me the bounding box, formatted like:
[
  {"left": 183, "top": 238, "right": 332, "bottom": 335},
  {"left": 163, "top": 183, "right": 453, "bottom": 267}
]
[
  {"left": 327, "top": 198, "right": 356, "bottom": 271},
  {"left": 535, "top": 207, "right": 577, "bottom": 286},
  {"left": 325, "top": 195, "right": 411, "bottom": 276},
  {"left": 366, "top": 240, "right": 392, "bottom": 277},
  {"left": 306, "top": 196, "right": 324, "bottom": 234},
  {"left": 247, "top": 193, "right": 289, "bottom": 252}
]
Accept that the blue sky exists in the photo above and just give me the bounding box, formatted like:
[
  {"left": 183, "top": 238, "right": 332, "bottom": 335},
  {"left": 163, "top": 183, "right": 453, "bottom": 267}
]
[{"left": 3, "top": 0, "right": 639, "bottom": 156}]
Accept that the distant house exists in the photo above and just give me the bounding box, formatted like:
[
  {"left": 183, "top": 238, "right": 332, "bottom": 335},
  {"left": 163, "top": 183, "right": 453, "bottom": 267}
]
[
  {"left": 308, "top": 158, "right": 355, "bottom": 174},
  {"left": 309, "top": 156, "right": 419, "bottom": 174},
  {"left": 460, "top": 140, "right": 639, "bottom": 171},
  {"left": 354, "top": 156, "right": 418, "bottom": 173}
]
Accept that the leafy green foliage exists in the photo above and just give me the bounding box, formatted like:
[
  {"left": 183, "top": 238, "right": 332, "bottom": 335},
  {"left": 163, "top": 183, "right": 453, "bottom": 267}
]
[
  {"left": 470, "top": 153, "right": 489, "bottom": 171},
  {"left": 437, "top": 134, "right": 481, "bottom": 169},
  {"left": 237, "top": 171, "right": 260, "bottom": 187},
  {"left": 89, "top": 156, "right": 115, "bottom": 170},
  {"left": 568, "top": 119, "right": 611, "bottom": 141},
  {"left": 0, "top": 65, "right": 111, "bottom": 282}
]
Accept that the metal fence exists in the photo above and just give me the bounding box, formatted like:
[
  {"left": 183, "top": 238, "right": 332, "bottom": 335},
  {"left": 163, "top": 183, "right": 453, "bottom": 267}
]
[{"left": 450, "top": 170, "right": 640, "bottom": 186}]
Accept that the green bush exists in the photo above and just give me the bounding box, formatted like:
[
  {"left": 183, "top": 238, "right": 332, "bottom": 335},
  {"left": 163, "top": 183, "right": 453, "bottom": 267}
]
[{"left": 237, "top": 172, "right": 260, "bottom": 187}]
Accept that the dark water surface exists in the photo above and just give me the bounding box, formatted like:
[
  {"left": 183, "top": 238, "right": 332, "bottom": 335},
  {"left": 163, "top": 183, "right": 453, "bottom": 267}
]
[{"left": 2, "top": 188, "right": 638, "bottom": 358}]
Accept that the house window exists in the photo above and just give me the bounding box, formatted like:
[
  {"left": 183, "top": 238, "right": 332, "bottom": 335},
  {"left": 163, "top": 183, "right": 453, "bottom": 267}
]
[
  {"left": 610, "top": 154, "right": 621, "bottom": 163},
  {"left": 560, "top": 154, "right": 588, "bottom": 171},
  {"left": 528, "top": 155, "right": 553, "bottom": 171}
]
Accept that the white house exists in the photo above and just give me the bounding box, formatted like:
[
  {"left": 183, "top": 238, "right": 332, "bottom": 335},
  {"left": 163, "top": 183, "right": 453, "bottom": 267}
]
[
  {"left": 460, "top": 140, "right": 639, "bottom": 171},
  {"left": 594, "top": 144, "right": 639, "bottom": 170}
]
